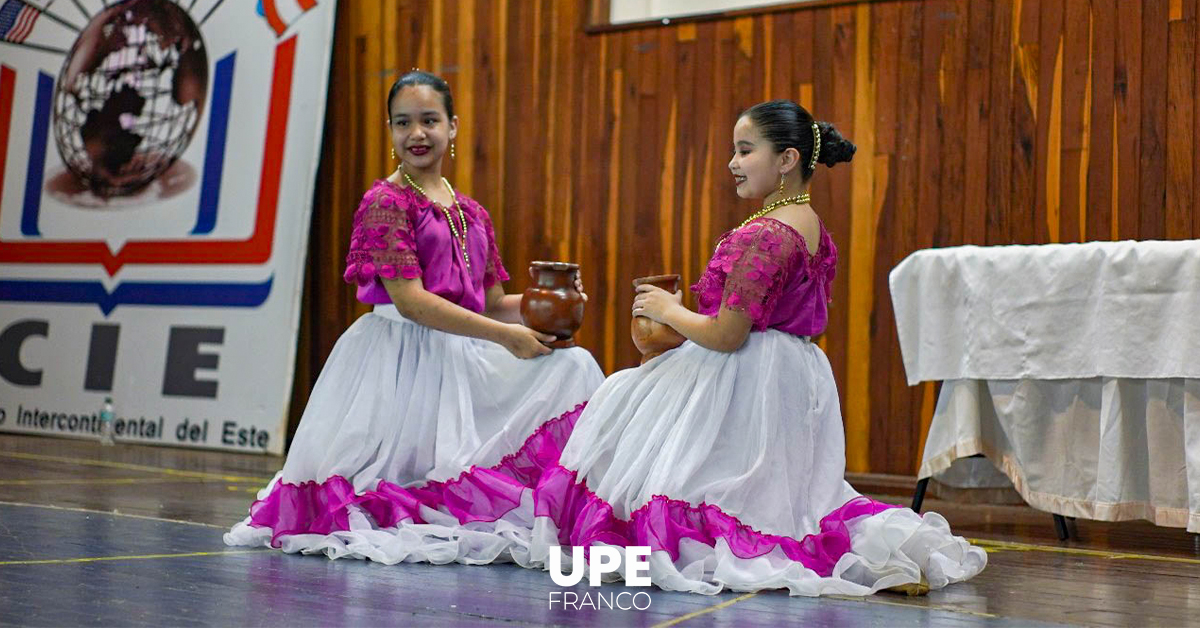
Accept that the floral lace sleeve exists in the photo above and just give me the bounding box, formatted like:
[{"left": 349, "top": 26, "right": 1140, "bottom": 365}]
[
  {"left": 342, "top": 186, "right": 421, "bottom": 286},
  {"left": 694, "top": 220, "right": 803, "bottom": 329},
  {"left": 478, "top": 205, "right": 510, "bottom": 289}
]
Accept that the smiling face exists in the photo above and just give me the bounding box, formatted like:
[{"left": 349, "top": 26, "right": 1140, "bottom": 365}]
[
  {"left": 387, "top": 84, "right": 457, "bottom": 173},
  {"left": 727, "top": 115, "right": 782, "bottom": 200}
]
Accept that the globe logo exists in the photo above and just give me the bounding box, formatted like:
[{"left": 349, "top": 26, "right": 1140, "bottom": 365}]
[{"left": 51, "top": 0, "right": 208, "bottom": 197}]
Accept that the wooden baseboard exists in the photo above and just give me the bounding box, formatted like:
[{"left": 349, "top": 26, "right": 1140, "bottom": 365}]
[
  {"left": 847, "top": 472, "right": 1027, "bottom": 506},
  {"left": 845, "top": 472, "right": 919, "bottom": 496}
]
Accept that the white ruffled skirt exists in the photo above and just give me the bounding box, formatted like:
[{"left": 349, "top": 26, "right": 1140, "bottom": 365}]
[
  {"left": 519, "top": 331, "right": 987, "bottom": 595},
  {"left": 224, "top": 305, "right": 604, "bottom": 553}
]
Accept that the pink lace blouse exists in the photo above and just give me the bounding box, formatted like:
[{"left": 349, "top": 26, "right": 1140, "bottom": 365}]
[
  {"left": 342, "top": 180, "right": 509, "bottom": 312},
  {"left": 690, "top": 218, "right": 836, "bottom": 338}
]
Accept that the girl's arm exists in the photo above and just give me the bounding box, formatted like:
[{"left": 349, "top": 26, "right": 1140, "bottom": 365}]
[
  {"left": 632, "top": 285, "right": 752, "bottom": 353},
  {"left": 483, "top": 284, "right": 523, "bottom": 323},
  {"left": 482, "top": 273, "right": 589, "bottom": 324},
  {"left": 384, "top": 277, "right": 553, "bottom": 358}
]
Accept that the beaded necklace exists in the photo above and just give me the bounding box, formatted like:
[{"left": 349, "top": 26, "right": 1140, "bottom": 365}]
[
  {"left": 717, "top": 191, "right": 810, "bottom": 247},
  {"left": 402, "top": 168, "right": 470, "bottom": 271}
]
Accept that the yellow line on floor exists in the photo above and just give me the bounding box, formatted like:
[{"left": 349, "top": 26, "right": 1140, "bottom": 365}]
[
  {"left": 0, "top": 501, "right": 228, "bottom": 529},
  {"left": 0, "top": 549, "right": 267, "bottom": 566},
  {"left": 651, "top": 593, "right": 757, "bottom": 627},
  {"left": 0, "top": 451, "right": 273, "bottom": 483},
  {"left": 0, "top": 477, "right": 208, "bottom": 486},
  {"left": 826, "top": 594, "right": 998, "bottom": 619},
  {"left": 968, "top": 537, "right": 1200, "bottom": 565}
]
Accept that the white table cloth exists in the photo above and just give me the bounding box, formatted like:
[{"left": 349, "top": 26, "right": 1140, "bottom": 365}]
[{"left": 890, "top": 240, "right": 1200, "bottom": 532}]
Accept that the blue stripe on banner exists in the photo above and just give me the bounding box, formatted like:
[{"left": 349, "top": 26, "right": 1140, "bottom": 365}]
[
  {"left": 192, "top": 51, "right": 236, "bottom": 235},
  {"left": 20, "top": 71, "right": 52, "bottom": 236},
  {"left": 0, "top": 276, "right": 274, "bottom": 315}
]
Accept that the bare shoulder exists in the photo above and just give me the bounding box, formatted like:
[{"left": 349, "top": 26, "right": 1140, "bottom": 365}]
[{"left": 768, "top": 206, "right": 821, "bottom": 256}]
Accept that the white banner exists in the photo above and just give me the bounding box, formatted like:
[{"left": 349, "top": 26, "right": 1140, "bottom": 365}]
[{"left": 0, "top": 0, "right": 337, "bottom": 454}]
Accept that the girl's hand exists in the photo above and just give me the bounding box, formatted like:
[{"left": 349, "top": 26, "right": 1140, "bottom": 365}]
[
  {"left": 632, "top": 284, "right": 683, "bottom": 324},
  {"left": 502, "top": 324, "right": 555, "bottom": 359},
  {"left": 575, "top": 272, "right": 588, "bottom": 302}
]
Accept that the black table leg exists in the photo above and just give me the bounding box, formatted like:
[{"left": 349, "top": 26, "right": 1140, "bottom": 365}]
[
  {"left": 912, "top": 477, "right": 930, "bottom": 513},
  {"left": 1053, "top": 514, "right": 1070, "bottom": 541}
]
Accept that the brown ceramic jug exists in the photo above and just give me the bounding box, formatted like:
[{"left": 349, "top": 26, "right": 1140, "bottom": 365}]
[
  {"left": 631, "top": 274, "right": 686, "bottom": 364},
  {"left": 520, "top": 261, "right": 585, "bottom": 348}
]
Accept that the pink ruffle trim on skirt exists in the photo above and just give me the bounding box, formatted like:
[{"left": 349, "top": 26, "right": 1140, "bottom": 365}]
[
  {"left": 532, "top": 464, "right": 899, "bottom": 578},
  {"left": 248, "top": 403, "right": 587, "bottom": 546}
]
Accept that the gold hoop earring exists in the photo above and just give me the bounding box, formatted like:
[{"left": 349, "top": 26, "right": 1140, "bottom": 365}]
[{"left": 450, "top": 142, "right": 456, "bottom": 160}]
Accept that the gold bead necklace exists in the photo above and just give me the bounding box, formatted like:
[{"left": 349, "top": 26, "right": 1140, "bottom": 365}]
[
  {"left": 402, "top": 168, "right": 471, "bottom": 271},
  {"left": 718, "top": 192, "right": 811, "bottom": 246}
]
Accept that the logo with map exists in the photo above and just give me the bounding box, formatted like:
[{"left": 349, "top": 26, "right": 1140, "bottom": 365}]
[{"left": 0, "top": 0, "right": 319, "bottom": 313}]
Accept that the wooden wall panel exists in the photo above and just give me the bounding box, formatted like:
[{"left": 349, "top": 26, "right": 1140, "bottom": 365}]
[{"left": 291, "top": 0, "right": 1200, "bottom": 475}]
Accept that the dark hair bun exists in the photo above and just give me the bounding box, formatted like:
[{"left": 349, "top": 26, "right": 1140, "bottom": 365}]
[
  {"left": 815, "top": 121, "right": 855, "bottom": 167},
  {"left": 742, "top": 100, "right": 855, "bottom": 177}
]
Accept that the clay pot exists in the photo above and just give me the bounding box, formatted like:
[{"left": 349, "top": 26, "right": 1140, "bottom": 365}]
[
  {"left": 631, "top": 274, "right": 686, "bottom": 364},
  {"left": 520, "top": 261, "right": 585, "bottom": 349}
]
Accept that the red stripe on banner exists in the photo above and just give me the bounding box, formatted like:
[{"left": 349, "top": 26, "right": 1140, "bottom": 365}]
[
  {"left": 0, "top": 66, "right": 15, "bottom": 207},
  {"left": 297, "top": 0, "right": 317, "bottom": 11},
  {"left": 262, "top": 0, "right": 287, "bottom": 36},
  {"left": 250, "top": 33, "right": 297, "bottom": 259},
  {"left": 0, "top": 36, "right": 298, "bottom": 274},
  {"left": 256, "top": 36, "right": 298, "bottom": 232}
]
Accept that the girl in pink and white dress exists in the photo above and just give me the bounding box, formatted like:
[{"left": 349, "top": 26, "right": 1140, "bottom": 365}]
[
  {"left": 224, "top": 71, "right": 603, "bottom": 563},
  {"left": 521, "top": 101, "right": 986, "bottom": 595}
]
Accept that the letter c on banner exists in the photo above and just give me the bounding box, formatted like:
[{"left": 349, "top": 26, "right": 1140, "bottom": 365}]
[{"left": 0, "top": 320, "right": 48, "bottom": 387}]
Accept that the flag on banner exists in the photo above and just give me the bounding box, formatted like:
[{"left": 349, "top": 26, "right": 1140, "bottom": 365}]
[
  {"left": 257, "top": 0, "right": 316, "bottom": 37},
  {"left": 0, "top": 0, "right": 40, "bottom": 43}
]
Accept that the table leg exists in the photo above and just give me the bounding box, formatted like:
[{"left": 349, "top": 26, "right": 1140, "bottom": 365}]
[
  {"left": 912, "top": 477, "right": 930, "bottom": 513},
  {"left": 1053, "top": 514, "right": 1070, "bottom": 541}
]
